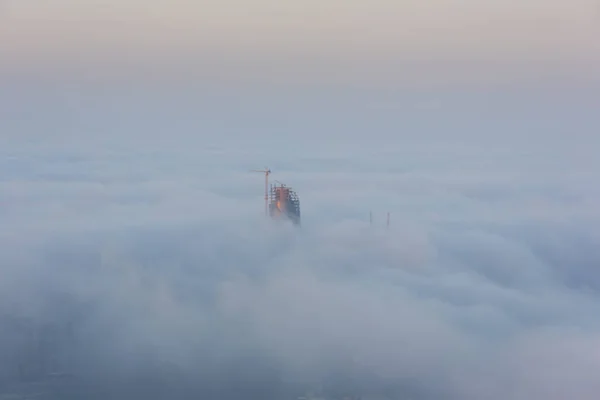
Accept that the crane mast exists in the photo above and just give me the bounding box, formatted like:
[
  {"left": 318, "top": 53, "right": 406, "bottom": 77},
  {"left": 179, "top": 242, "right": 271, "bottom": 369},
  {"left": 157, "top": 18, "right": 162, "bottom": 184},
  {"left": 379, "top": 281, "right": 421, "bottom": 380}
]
[{"left": 250, "top": 167, "right": 271, "bottom": 216}]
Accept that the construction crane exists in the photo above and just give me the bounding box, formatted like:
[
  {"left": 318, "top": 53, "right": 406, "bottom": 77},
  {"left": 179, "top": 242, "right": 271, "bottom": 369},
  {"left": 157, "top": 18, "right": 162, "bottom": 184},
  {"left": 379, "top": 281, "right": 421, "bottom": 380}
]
[{"left": 250, "top": 167, "right": 271, "bottom": 216}]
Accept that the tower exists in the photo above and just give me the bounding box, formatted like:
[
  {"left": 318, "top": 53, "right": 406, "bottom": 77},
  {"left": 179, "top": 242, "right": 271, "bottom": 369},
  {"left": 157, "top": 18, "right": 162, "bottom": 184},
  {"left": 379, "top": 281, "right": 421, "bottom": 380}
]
[{"left": 269, "top": 183, "right": 301, "bottom": 225}]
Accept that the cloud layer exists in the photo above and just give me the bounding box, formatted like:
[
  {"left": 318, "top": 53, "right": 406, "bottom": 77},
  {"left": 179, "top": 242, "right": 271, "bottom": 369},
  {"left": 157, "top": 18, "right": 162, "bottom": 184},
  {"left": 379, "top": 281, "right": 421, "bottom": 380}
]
[{"left": 1, "top": 87, "right": 600, "bottom": 399}]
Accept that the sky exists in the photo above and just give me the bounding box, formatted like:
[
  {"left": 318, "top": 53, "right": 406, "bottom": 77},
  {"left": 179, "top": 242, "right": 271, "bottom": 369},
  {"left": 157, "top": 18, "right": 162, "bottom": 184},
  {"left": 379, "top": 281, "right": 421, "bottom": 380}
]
[
  {"left": 1, "top": 1, "right": 600, "bottom": 399},
  {"left": 1, "top": 0, "right": 599, "bottom": 88}
]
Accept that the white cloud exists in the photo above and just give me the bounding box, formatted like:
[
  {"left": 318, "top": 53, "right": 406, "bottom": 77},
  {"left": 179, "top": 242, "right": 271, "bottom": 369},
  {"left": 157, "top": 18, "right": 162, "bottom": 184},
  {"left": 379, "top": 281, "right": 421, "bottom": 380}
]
[{"left": 0, "top": 86, "right": 599, "bottom": 398}]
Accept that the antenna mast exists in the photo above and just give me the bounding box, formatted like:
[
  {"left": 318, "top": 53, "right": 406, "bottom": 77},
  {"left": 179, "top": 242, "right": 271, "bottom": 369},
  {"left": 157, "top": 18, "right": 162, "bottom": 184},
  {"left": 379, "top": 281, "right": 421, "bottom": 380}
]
[{"left": 250, "top": 167, "right": 271, "bottom": 216}]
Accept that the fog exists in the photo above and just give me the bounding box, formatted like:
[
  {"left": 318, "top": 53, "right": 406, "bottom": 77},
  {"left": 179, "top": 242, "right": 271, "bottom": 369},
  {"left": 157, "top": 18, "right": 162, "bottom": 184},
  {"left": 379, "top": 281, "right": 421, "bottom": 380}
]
[{"left": 1, "top": 87, "right": 599, "bottom": 399}]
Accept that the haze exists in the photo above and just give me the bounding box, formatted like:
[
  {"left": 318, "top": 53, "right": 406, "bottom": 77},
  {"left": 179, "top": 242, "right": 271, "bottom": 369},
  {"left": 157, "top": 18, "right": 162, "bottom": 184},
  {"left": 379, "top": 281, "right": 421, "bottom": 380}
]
[
  {"left": 2, "top": 0, "right": 599, "bottom": 86},
  {"left": 1, "top": 1, "right": 600, "bottom": 399}
]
